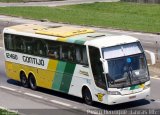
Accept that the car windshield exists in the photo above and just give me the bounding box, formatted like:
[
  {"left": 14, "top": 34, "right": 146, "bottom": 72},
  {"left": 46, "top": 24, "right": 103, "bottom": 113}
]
[{"left": 102, "top": 42, "right": 149, "bottom": 88}]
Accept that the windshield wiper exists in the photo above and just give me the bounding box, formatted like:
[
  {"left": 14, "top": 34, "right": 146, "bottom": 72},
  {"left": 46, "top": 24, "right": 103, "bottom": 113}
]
[
  {"left": 106, "top": 74, "right": 115, "bottom": 84},
  {"left": 114, "top": 77, "right": 127, "bottom": 84}
]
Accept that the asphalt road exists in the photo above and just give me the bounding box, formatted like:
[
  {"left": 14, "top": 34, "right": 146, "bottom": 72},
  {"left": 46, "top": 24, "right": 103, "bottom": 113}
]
[
  {"left": 0, "top": 16, "right": 160, "bottom": 115},
  {"left": 0, "top": 15, "right": 160, "bottom": 58},
  {"left": 0, "top": 0, "right": 120, "bottom": 7}
]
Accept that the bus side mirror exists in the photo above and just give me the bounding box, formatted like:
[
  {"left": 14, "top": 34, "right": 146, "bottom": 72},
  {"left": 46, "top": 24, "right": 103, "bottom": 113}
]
[
  {"left": 144, "top": 50, "right": 156, "bottom": 65},
  {"left": 100, "top": 58, "right": 108, "bottom": 74}
]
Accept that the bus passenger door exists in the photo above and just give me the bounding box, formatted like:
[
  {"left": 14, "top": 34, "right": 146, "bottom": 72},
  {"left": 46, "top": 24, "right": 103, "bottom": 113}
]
[{"left": 89, "top": 46, "right": 106, "bottom": 90}]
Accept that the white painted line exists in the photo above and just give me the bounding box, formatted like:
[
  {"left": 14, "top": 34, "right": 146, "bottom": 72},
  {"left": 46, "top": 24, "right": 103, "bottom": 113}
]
[
  {"left": 73, "top": 106, "right": 78, "bottom": 109},
  {"left": 151, "top": 77, "right": 160, "bottom": 80},
  {"left": 18, "top": 91, "right": 22, "bottom": 93},
  {"left": 156, "top": 99, "right": 160, "bottom": 101},
  {"left": 0, "top": 86, "right": 16, "bottom": 91},
  {"left": 141, "top": 41, "right": 154, "bottom": 45},
  {"left": 50, "top": 100, "right": 71, "bottom": 107},
  {"left": 24, "top": 93, "right": 43, "bottom": 99}
]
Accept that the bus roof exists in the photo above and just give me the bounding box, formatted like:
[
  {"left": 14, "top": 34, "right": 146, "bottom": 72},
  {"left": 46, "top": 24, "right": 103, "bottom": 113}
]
[{"left": 3, "top": 24, "right": 139, "bottom": 48}]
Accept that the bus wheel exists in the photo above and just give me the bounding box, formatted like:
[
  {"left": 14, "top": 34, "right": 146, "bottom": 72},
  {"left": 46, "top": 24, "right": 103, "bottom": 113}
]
[
  {"left": 20, "top": 72, "right": 29, "bottom": 88},
  {"left": 29, "top": 74, "right": 37, "bottom": 90},
  {"left": 82, "top": 87, "right": 93, "bottom": 105}
]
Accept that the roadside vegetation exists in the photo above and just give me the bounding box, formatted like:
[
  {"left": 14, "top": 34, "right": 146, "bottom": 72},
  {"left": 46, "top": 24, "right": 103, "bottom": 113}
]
[
  {"left": 0, "top": 2, "right": 159, "bottom": 33},
  {"left": 0, "top": 0, "right": 23, "bottom": 2},
  {"left": 0, "top": 109, "right": 18, "bottom": 115},
  {"left": 0, "top": 0, "right": 63, "bottom": 3}
]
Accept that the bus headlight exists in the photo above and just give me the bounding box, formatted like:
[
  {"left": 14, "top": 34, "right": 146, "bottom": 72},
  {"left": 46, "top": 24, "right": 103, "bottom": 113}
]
[
  {"left": 144, "top": 84, "right": 150, "bottom": 90},
  {"left": 107, "top": 91, "right": 121, "bottom": 95}
]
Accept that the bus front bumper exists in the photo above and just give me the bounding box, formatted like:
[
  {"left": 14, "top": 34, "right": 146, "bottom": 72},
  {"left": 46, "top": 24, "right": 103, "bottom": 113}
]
[{"left": 107, "top": 88, "right": 150, "bottom": 105}]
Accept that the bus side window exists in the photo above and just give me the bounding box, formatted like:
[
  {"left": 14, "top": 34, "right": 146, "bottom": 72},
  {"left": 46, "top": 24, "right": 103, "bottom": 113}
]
[
  {"left": 61, "top": 44, "right": 68, "bottom": 60},
  {"left": 34, "top": 40, "right": 47, "bottom": 57},
  {"left": 82, "top": 47, "right": 88, "bottom": 65},
  {"left": 75, "top": 45, "right": 88, "bottom": 65},
  {"left": 89, "top": 46, "right": 106, "bottom": 90},
  {"left": 4, "top": 34, "right": 14, "bottom": 51},
  {"left": 68, "top": 45, "right": 75, "bottom": 62},
  {"left": 22, "top": 37, "right": 34, "bottom": 55},
  {"left": 76, "top": 47, "right": 81, "bottom": 63},
  {"left": 14, "top": 36, "right": 25, "bottom": 53},
  {"left": 47, "top": 40, "right": 60, "bottom": 59},
  {"left": 60, "top": 43, "right": 75, "bottom": 62}
]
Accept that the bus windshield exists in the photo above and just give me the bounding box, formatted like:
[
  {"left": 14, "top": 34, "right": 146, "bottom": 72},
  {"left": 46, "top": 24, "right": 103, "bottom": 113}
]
[{"left": 102, "top": 42, "right": 149, "bottom": 88}]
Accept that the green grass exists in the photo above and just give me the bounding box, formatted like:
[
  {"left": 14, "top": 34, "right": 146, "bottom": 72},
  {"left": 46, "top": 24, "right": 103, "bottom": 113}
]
[
  {"left": 0, "top": 2, "right": 160, "bottom": 33},
  {"left": 0, "top": 109, "right": 18, "bottom": 115}
]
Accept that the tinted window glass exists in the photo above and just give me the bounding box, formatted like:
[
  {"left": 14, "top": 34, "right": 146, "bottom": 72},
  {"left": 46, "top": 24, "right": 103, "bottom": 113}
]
[
  {"left": 4, "top": 34, "right": 88, "bottom": 65},
  {"left": 4, "top": 34, "right": 14, "bottom": 51},
  {"left": 89, "top": 46, "right": 106, "bottom": 89},
  {"left": 34, "top": 40, "right": 47, "bottom": 56}
]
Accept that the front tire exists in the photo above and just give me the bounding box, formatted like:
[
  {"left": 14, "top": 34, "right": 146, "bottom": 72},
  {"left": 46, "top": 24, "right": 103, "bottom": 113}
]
[
  {"left": 29, "top": 74, "right": 37, "bottom": 90},
  {"left": 82, "top": 87, "right": 93, "bottom": 105},
  {"left": 20, "top": 72, "right": 29, "bottom": 88}
]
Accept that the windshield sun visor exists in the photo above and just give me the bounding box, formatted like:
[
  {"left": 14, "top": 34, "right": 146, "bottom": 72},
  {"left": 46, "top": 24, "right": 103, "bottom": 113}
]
[{"left": 102, "top": 42, "right": 142, "bottom": 59}]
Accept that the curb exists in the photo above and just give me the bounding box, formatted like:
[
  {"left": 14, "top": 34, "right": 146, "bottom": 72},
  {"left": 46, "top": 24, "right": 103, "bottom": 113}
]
[{"left": 0, "top": 106, "right": 18, "bottom": 114}]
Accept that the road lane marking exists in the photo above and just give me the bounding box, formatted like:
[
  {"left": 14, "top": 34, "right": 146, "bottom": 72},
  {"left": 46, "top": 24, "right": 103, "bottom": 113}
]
[
  {"left": 0, "top": 85, "right": 72, "bottom": 108},
  {"left": 156, "top": 99, "right": 160, "bottom": 102},
  {"left": 151, "top": 76, "right": 160, "bottom": 80},
  {"left": 24, "top": 92, "right": 43, "bottom": 99},
  {"left": 0, "top": 86, "right": 16, "bottom": 91},
  {"left": 73, "top": 106, "right": 78, "bottom": 109},
  {"left": 50, "top": 100, "right": 71, "bottom": 107},
  {"left": 141, "top": 41, "right": 154, "bottom": 45}
]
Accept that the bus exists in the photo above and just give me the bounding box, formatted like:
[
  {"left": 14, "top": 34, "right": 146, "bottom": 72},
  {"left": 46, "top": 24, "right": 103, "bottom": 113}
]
[{"left": 3, "top": 24, "right": 150, "bottom": 105}]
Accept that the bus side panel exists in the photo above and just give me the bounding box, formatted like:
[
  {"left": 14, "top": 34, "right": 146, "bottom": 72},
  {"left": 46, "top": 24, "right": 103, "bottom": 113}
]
[
  {"left": 51, "top": 61, "right": 76, "bottom": 93},
  {"left": 5, "top": 61, "right": 19, "bottom": 81},
  {"left": 52, "top": 61, "right": 66, "bottom": 91},
  {"left": 37, "top": 59, "right": 58, "bottom": 89},
  {"left": 60, "top": 62, "right": 76, "bottom": 93},
  {"left": 68, "top": 65, "right": 91, "bottom": 97}
]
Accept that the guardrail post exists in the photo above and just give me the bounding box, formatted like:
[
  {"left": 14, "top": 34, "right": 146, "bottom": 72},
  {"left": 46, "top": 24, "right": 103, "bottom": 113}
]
[{"left": 156, "top": 41, "right": 158, "bottom": 60}]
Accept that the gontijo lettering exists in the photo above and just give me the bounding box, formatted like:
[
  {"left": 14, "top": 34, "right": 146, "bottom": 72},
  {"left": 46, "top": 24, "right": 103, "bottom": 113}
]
[{"left": 22, "top": 56, "right": 44, "bottom": 66}]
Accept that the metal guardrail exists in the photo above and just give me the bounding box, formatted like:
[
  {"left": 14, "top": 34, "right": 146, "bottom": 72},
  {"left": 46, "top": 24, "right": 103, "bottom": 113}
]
[{"left": 121, "top": 0, "right": 160, "bottom": 3}]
